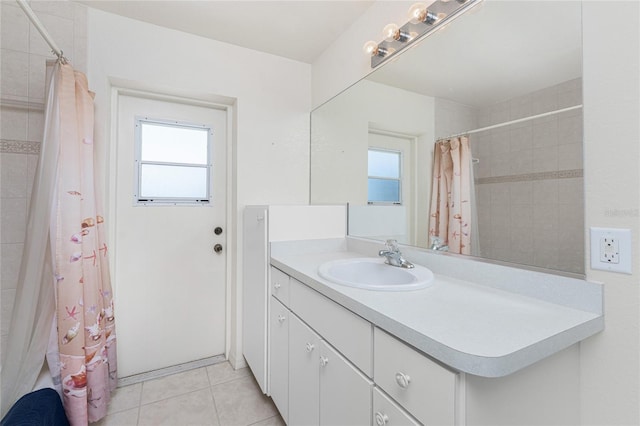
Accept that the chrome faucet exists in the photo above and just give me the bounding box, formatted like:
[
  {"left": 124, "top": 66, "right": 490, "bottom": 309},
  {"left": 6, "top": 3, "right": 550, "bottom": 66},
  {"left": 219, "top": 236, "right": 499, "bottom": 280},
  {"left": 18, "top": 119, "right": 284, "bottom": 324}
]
[
  {"left": 378, "top": 239, "right": 414, "bottom": 269},
  {"left": 429, "top": 237, "right": 449, "bottom": 252}
]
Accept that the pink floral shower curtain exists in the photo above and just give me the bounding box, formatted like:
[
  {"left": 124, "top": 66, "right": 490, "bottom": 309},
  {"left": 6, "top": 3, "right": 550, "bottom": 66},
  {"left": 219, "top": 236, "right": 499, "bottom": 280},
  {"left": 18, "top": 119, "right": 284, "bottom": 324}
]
[
  {"left": 48, "top": 61, "right": 117, "bottom": 425},
  {"left": 428, "top": 136, "right": 472, "bottom": 254}
]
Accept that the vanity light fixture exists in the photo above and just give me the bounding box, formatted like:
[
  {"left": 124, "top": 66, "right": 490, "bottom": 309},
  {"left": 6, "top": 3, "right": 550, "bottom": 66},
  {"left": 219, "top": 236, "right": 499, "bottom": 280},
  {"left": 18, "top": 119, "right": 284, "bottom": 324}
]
[
  {"left": 364, "top": 0, "right": 482, "bottom": 68},
  {"left": 383, "top": 23, "right": 412, "bottom": 43},
  {"left": 363, "top": 40, "right": 388, "bottom": 58}
]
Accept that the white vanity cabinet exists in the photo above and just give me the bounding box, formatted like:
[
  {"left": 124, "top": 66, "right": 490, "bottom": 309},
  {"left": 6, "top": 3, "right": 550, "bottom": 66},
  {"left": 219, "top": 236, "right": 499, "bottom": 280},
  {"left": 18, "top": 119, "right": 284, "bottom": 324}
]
[
  {"left": 242, "top": 205, "right": 346, "bottom": 393},
  {"left": 271, "top": 267, "right": 374, "bottom": 426},
  {"left": 269, "top": 266, "right": 461, "bottom": 426}
]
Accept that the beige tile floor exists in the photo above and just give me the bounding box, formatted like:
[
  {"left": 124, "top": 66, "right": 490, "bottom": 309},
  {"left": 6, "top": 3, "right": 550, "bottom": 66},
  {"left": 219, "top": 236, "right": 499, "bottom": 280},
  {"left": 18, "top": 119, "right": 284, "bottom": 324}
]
[{"left": 96, "top": 362, "right": 284, "bottom": 426}]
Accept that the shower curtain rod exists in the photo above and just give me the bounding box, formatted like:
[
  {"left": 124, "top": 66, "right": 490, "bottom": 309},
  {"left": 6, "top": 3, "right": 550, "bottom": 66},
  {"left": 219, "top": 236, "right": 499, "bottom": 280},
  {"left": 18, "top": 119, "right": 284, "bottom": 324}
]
[
  {"left": 439, "top": 104, "right": 583, "bottom": 141},
  {"left": 16, "top": 0, "right": 65, "bottom": 61}
]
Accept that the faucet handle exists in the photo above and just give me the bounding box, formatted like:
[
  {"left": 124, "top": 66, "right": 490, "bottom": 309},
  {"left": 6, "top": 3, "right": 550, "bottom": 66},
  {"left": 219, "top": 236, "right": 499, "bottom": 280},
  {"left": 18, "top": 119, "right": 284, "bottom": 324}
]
[{"left": 385, "top": 239, "right": 399, "bottom": 251}]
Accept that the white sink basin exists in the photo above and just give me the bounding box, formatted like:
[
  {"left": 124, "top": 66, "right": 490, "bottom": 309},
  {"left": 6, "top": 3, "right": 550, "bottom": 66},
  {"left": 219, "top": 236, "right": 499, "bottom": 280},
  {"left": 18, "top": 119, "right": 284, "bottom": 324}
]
[{"left": 317, "top": 257, "right": 434, "bottom": 291}]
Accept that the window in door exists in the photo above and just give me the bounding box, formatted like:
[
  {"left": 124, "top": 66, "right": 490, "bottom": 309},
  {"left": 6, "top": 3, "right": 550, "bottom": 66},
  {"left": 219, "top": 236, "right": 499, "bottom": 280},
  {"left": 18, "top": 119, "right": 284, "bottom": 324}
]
[
  {"left": 368, "top": 148, "right": 402, "bottom": 204},
  {"left": 134, "top": 117, "right": 212, "bottom": 204}
]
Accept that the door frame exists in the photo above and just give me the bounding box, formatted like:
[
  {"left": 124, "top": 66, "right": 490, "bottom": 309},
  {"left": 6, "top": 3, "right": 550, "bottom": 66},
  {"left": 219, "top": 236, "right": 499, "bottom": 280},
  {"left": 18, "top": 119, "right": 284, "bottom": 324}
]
[{"left": 107, "top": 83, "right": 235, "bottom": 363}]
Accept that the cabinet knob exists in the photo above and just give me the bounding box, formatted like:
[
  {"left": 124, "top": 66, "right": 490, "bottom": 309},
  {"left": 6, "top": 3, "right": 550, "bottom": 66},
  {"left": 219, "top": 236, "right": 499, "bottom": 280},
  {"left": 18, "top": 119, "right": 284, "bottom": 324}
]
[
  {"left": 305, "top": 342, "right": 315, "bottom": 353},
  {"left": 278, "top": 315, "right": 286, "bottom": 323},
  {"left": 320, "top": 356, "right": 329, "bottom": 367},
  {"left": 374, "top": 412, "right": 389, "bottom": 426},
  {"left": 274, "top": 283, "right": 281, "bottom": 290},
  {"left": 395, "top": 372, "right": 411, "bottom": 388}
]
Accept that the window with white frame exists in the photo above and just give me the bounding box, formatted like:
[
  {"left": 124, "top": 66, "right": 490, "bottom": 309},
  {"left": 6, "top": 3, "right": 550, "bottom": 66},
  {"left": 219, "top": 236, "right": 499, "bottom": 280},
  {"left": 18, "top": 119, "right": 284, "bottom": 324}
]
[
  {"left": 367, "top": 148, "right": 402, "bottom": 204},
  {"left": 134, "top": 117, "right": 212, "bottom": 204}
]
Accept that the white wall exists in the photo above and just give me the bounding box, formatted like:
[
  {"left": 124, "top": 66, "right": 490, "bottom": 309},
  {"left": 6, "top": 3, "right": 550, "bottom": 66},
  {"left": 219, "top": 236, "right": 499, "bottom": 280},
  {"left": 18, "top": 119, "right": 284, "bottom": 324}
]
[
  {"left": 581, "top": 2, "right": 640, "bottom": 424},
  {"left": 86, "top": 9, "right": 311, "bottom": 368},
  {"left": 311, "top": 0, "right": 640, "bottom": 424}
]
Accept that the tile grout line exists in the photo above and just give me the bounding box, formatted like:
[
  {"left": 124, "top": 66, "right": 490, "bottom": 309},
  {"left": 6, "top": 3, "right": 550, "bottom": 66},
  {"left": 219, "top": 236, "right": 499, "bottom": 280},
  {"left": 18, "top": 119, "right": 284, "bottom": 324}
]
[{"left": 204, "top": 363, "right": 223, "bottom": 426}]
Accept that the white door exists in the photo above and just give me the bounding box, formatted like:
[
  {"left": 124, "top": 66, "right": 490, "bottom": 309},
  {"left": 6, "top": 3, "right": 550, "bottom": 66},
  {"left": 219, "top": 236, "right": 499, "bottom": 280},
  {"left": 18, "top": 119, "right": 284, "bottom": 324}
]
[{"left": 114, "top": 94, "right": 227, "bottom": 377}]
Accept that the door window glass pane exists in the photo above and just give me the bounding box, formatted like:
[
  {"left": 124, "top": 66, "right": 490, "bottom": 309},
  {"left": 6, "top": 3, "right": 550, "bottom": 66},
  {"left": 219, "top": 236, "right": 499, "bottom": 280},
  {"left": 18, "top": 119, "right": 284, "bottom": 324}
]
[
  {"left": 135, "top": 117, "right": 212, "bottom": 204},
  {"left": 140, "top": 122, "right": 209, "bottom": 164},
  {"left": 140, "top": 164, "right": 207, "bottom": 199}
]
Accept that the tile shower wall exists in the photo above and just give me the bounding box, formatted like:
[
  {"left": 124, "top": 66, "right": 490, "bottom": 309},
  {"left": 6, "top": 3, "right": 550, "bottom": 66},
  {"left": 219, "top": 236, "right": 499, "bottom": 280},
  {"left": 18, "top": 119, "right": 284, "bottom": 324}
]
[
  {"left": 0, "top": 0, "right": 87, "bottom": 363},
  {"left": 474, "top": 78, "right": 584, "bottom": 273}
]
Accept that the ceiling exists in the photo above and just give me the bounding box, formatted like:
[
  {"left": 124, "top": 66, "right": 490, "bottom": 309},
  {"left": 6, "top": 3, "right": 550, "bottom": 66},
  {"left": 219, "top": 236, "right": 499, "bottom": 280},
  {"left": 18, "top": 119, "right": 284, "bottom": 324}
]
[{"left": 77, "top": 1, "right": 375, "bottom": 63}]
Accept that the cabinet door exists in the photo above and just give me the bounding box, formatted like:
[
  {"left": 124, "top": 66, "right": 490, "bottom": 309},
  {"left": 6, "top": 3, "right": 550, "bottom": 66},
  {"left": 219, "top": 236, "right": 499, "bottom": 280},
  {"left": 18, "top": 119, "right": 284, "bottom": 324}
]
[
  {"left": 289, "top": 314, "right": 321, "bottom": 426},
  {"left": 319, "top": 340, "right": 373, "bottom": 426},
  {"left": 269, "top": 297, "right": 289, "bottom": 423}
]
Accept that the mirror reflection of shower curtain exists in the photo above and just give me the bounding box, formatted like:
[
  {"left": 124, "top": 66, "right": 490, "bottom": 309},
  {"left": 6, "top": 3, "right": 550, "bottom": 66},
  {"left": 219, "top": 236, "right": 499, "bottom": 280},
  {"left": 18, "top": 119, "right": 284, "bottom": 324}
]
[{"left": 428, "top": 136, "right": 474, "bottom": 255}]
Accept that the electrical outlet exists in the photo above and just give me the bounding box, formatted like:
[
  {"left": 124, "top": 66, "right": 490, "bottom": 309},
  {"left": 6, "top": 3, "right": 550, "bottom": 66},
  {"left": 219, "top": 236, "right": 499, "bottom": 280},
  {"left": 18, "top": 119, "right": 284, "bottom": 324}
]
[
  {"left": 599, "top": 236, "right": 620, "bottom": 263},
  {"left": 591, "top": 227, "right": 632, "bottom": 274}
]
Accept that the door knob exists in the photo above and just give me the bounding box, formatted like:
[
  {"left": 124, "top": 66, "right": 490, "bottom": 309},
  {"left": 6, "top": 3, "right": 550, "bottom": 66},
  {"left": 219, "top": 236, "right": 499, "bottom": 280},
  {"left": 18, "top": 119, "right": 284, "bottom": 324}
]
[
  {"left": 214, "top": 244, "right": 223, "bottom": 253},
  {"left": 214, "top": 227, "right": 223, "bottom": 235}
]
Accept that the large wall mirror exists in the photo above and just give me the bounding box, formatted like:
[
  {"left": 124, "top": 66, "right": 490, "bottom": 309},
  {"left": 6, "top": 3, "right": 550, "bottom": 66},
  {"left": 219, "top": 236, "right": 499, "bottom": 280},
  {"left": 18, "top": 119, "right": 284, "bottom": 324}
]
[{"left": 310, "top": 1, "right": 584, "bottom": 275}]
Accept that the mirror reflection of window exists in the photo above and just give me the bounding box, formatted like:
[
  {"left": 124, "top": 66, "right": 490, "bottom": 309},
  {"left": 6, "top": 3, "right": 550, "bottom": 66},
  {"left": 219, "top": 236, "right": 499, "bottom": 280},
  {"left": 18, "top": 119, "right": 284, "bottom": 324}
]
[{"left": 367, "top": 149, "right": 401, "bottom": 204}]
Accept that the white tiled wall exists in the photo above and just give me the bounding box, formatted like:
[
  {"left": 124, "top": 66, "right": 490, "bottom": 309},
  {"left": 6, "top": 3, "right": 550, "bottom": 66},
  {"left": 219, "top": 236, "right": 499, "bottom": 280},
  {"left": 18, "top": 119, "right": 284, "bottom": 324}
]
[
  {"left": 0, "top": 0, "right": 87, "bottom": 364},
  {"left": 473, "top": 79, "right": 584, "bottom": 273}
]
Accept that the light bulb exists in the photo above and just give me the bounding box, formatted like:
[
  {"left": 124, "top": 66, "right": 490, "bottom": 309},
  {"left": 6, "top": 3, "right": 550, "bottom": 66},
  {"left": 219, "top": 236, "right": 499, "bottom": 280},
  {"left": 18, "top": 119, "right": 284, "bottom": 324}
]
[
  {"left": 363, "top": 40, "right": 379, "bottom": 56},
  {"left": 408, "top": 3, "right": 439, "bottom": 25},
  {"left": 408, "top": 3, "right": 427, "bottom": 24},
  {"left": 383, "top": 23, "right": 399, "bottom": 42}
]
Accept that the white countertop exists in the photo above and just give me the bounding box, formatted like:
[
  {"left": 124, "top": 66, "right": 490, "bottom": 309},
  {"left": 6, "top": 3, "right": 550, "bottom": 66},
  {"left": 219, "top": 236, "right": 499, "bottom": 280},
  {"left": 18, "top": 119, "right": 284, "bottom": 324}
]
[{"left": 270, "top": 240, "right": 604, "bottom": 377}]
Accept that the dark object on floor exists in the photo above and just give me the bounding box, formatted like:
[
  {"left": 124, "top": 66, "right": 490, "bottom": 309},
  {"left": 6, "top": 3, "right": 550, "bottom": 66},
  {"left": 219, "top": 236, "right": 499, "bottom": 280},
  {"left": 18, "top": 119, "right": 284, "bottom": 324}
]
[{"left": 1, "top": 388, "right": 69, "bottom": 426}]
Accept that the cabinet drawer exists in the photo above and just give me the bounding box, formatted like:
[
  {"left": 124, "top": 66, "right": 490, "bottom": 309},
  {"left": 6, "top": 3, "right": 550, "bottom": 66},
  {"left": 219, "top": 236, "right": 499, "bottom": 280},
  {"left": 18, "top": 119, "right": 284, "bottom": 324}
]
[
  {"left": 374, "top": 328, "right": 456, "bottom": 426},
  {"left": 373, "top": 387, "right": 420, "bottom": 426},
  {"left": 270, "top": 266, "right": 290, "bottom": 306},
  {"left": 290, "top": 278, "right": 373, "bottom": 377}
]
